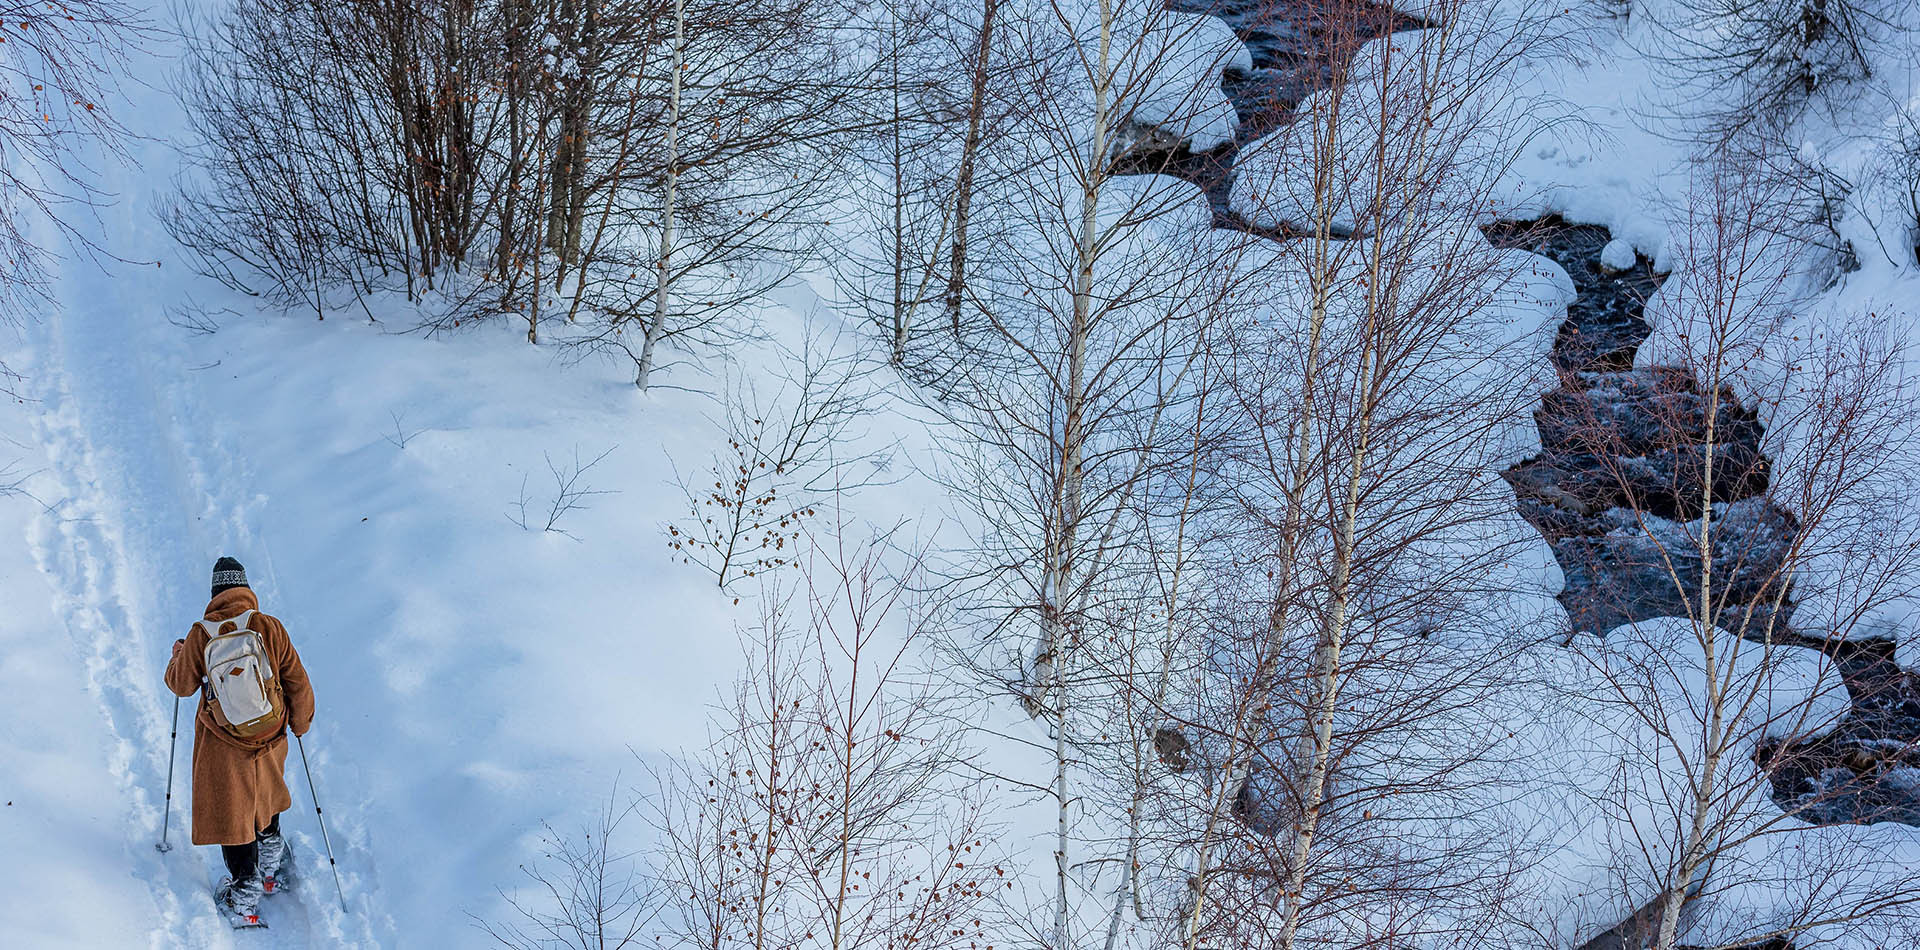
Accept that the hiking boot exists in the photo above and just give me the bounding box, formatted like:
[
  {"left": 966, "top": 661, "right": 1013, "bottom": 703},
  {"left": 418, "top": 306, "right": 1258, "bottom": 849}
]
[
  {"left": 257, "top": 830, "right": 292, "bottom": 895},
  {"left": 217, "top": 874, "right": 265, "bottom": 922}
]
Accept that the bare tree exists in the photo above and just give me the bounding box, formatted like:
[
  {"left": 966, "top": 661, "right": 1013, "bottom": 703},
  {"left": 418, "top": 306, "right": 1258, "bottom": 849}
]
[
  {"left": 827, "top": 0, "right": 1039, "bottom": 382},
  {"left": 1137, "top": 3, "right": 1587, "bottom": 948},
  {"left": 1636, "top": 0, "right": 1891, "bottom": 150},
  {"left": 917, "top": 0, "right": 1569, "bottom": 945},
  {"left": 0, "top": 0, "right": 140, "bottom": 385},
  {"left": 651, "top": 529, "right": 1005, "bottom": 950},
  {"left": 169, "top": 0, "right": 499, "bottom": 312},
  {"left": 553, "top": 0, "right": 863, "bottom": 388},
  {"left": 667, "top": 328, "right": 889, "bottom": 589},
  {"left": 170, "top": 0, "right": 859, "bottom": 373},
  {"left": 480, "top": 788, "right": 661, "bottom": 950},
  {"left": 507, "top": 445, "right": 618, "bottom": 539}
]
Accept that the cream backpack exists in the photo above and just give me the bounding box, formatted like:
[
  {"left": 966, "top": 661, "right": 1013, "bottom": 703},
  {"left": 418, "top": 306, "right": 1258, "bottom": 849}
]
[{"left": 198, "top": 610, "right": 286, "bottom": 740}]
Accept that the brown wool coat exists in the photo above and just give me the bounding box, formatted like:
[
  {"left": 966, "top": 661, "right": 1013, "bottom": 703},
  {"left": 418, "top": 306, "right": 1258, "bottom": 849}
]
[{"left": 163, "top": 588, "right": 316, "bottom": 846}]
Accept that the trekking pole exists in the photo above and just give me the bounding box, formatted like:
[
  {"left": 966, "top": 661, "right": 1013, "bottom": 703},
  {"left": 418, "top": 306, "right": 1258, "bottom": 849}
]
[
  {"left": 157, "top": 695, "right": 180, "bottom": 853},
  {"left": 294, "top": 734, "right": 349, "bottom": 914}
]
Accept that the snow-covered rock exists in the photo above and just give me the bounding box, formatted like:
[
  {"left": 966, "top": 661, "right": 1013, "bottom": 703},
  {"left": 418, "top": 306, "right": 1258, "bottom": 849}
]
[{"left": 1599, "top": 237, "right": 1637, "bottom": 273}]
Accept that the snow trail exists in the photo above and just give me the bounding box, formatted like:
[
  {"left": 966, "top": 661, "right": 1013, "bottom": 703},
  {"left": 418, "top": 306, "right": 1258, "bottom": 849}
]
[
  {"left": 0, "top": 0, "right": 391, "bottom": 939},
  {"left": 21, "top": 241, "right": 386, "bottom": 949}
]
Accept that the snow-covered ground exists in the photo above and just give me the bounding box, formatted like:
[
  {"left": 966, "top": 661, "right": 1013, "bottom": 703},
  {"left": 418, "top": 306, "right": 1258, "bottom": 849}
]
[
  {"left": 0, "top": 24, "right": 911, "bottom": 944},
  {"left": 7, "top": 0, "right": 1920, "bottom": 947},
  {"left": 8, "top": 296, "right": 784, "bottom": 944},
  {"left": 0, "top": 401, "right": 152, "bottom": 946}
]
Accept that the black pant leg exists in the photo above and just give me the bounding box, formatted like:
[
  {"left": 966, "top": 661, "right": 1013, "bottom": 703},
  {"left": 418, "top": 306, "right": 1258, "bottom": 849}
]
[
  {"left": 222, "top": 838, "right": 258, "bottom": 881},
  {"left": 221, "top": 815, "right": 281, "bottom": 880}
]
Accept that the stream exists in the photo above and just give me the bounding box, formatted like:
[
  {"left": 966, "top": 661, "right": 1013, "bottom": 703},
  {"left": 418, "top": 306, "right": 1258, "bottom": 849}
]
[
  {"left": 1118, "top": 0, "right": 1920, "bottom": 830},
  {"left": 1487, "top": 218, "right": 1920, "bottom": 827}
]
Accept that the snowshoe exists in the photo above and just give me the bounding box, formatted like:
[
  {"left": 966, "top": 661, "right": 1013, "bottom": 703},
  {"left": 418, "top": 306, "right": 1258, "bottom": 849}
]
[
  {"left": 215, "top": 876, "right": 267, "bottom": 929},
  {"left": 215, "top": 899, "right": 267, "bottom": 929}
]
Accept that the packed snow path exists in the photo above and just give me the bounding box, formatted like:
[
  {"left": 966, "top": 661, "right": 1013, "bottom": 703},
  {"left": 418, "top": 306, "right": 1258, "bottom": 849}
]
[
  {"left": 22, "top": 276, "right": 387, "bottom": 947},
  {"left": 1, "top": 15, "right": 386, "bottom": 940}
]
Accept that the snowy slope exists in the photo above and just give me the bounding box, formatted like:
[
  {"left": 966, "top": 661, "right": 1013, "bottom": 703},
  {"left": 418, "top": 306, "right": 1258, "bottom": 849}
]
[
  {"left": 0, "top": 14, "right": 923, "bottom": 947},
  {"left": 9, "top": 0, "right": 1920, "bottom": 947},
  {"left": 7, "top": 225, "right": 917, "bottom": 946}
]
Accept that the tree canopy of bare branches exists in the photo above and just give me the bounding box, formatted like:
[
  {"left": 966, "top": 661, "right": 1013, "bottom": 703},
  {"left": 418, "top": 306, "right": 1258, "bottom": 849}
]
[{"left": 0, "top": 0, "right": 140, "bottom": 386}]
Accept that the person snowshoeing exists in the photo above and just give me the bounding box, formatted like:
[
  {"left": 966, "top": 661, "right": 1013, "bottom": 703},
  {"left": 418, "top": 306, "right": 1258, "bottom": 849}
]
[{"left": 164, "top": 557, "right": 315, "bottom": 927}]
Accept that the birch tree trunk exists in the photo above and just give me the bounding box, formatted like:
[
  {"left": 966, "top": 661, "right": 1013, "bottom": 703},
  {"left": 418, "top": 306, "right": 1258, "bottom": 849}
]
[
  {"left": 1276, "top": 309, "right": 1380, "bottom": 950},
  {"left": 1043, "top": 4, "right": 1113, "bottom": 946},
  {"left": 1180, "top": 51, "right": 1351, "bottom": 950},
  {"left": 636, "top": 0, "right": 683, "bottom": 391},
  {"left": 1655, "top": 299, "right": 1731, "bottom": 950}
]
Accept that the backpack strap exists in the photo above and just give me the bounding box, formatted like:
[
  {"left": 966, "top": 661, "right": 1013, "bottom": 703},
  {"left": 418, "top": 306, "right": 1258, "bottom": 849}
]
[{"left": 196, "top": 610, "right": 256, "bottom": 638}]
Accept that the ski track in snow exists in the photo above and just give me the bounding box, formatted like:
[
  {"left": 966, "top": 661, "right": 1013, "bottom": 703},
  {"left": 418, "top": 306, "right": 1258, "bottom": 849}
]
[{"left": 24, "top": 295, "right": 384, "bottom": 948}]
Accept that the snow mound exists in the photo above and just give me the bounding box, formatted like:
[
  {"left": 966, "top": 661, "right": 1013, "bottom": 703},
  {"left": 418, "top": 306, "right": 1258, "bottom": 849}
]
[{"left": 1599, "top": 237, "right": 1637, "bottom": 273}]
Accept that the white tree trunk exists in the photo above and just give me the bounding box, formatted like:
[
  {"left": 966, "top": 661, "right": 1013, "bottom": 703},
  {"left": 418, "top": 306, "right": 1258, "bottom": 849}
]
[
  {"left": 1656, "top": 347, "right": 1727, "bottom": 950},
  {"left": 637, "top": 0, "right": 684, "bottom": 390},
  {"left": 1182, "top": 58, "right": 1354, "bottom": 950},
  {"left": 1045, "top": 4, "right": 1113, "bottom": 947}
]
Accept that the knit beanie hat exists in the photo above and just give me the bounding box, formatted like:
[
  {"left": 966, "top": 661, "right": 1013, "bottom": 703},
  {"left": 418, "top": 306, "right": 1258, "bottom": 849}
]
[{"left": 211, "top": 556, "right": 250, "bottom": 598}]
